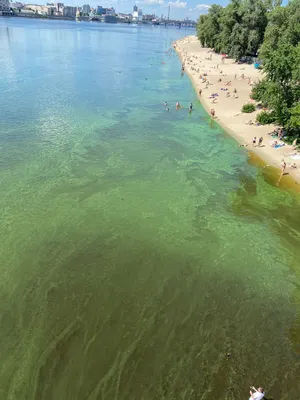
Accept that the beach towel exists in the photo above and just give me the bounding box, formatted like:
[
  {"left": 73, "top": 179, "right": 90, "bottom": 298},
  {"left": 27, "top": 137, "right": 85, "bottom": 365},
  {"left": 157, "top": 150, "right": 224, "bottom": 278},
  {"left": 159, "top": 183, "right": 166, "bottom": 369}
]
[{"left": 291, "top": 154, "right": 300, "bottom": 160}]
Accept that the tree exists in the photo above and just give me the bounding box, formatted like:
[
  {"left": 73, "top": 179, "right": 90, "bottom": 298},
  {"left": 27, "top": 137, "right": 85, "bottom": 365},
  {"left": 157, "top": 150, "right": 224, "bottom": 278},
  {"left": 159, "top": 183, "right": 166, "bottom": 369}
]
[
  {"left": 196, "top": 5, "right": 223, "bottom": 49},
  {"left": 196, "top": 0, "right": 300, "bottom": 135},
  {"left": 197, "top": 0, "right": 268, "bottom": 60},
  {"left": 254, "top": 1, "right": 300, "bottom": 132}
]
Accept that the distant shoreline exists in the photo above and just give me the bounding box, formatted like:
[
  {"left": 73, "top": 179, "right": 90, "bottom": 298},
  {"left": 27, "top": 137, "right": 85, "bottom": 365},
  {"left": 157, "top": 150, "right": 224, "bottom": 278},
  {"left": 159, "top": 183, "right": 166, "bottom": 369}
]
[
  {"left": 174, "top": 35, "right": 300, "bottom": 187},
  {"left": 0, "top": 14, "right": 196, "bottom": 27}
]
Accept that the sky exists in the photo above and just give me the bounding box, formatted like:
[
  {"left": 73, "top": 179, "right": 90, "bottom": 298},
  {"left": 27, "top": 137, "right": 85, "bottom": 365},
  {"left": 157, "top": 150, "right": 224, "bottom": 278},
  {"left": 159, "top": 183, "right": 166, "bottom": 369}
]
[{"left": 76, "top": 0, "right": 228, "bottom": 20}]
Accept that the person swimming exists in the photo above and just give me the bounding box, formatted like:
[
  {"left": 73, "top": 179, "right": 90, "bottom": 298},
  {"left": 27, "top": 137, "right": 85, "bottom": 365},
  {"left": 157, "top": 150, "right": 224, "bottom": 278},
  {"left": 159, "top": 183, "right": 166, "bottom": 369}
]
[
  {"left": 164, "top": 101, "right": 168, "bottom": 107},
  {"left": 176, "top": 101, "right": 181, "bottom": 108},
  {"left": 249, "top": 386, "right": 265, "bottom": 400}
]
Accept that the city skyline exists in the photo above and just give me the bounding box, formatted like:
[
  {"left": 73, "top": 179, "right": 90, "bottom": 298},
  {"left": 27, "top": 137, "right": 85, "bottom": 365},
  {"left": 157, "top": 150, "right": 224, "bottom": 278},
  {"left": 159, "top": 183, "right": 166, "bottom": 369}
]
[{"left": 9, "top": 0, "right": 215, "bottom": 20}]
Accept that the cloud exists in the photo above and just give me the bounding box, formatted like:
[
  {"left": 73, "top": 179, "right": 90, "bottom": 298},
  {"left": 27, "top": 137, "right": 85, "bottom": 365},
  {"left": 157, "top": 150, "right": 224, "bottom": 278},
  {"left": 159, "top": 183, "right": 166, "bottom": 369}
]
[
  {"left": 195, "top": 4, "right": 211, "bottom": 11},
  {"left": 168, "top": 0, "right": 186, "bottom": 8},
  {"left": 144, "top": 0, "right": 164, "bottom": 4}
]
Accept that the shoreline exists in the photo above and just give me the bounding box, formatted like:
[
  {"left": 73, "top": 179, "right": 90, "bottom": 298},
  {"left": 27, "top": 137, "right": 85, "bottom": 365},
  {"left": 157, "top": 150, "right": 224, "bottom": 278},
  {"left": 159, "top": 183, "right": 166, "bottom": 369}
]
[{"left": 174, "top": 35, "right": 300, "bottom": 188}]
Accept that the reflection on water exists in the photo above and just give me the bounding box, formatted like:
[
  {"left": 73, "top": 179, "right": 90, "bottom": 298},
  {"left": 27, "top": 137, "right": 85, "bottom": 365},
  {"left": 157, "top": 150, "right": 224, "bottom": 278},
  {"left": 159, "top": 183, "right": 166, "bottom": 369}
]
[{"left": 0, "top": 18, "right": 300, "bottom": 400}]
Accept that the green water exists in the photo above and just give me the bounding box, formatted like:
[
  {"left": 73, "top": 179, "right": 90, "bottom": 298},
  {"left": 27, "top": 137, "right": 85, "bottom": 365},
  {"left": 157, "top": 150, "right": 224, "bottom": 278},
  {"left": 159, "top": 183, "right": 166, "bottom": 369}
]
[{"left": 0, "top": 19, "right": 300, "bottom": 400}]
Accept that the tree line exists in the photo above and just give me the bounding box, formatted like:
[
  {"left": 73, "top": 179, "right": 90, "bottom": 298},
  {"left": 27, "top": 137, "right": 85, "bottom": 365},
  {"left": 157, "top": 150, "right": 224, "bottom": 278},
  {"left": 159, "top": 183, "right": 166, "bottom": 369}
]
[{"left": 196, "top": 0, "right": 300, "bottom": 138}]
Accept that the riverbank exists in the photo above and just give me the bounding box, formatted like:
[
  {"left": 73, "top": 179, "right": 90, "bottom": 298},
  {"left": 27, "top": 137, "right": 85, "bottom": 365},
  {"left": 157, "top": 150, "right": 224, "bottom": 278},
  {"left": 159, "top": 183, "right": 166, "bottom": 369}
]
[{"left": 174, "top": 35, "right": 300, "bottom": 186}]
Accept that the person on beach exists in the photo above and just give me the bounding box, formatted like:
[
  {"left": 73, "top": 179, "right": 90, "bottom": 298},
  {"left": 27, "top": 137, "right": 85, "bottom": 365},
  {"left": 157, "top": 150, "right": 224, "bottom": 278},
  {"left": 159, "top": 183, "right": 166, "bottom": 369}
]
[
  {"left": 249, "top": 386, "right": 265, "bottom": 400},
  {"left": 199, "top": 88, "right": 202, "bottom": 96},
  {"left": 258, "top": 137, "right": 263, "bottom": 147},
  {"left": 210, "top": 108, "right": 216, "bottom": 118},
  {"left": 282, "top": 161, "right": 286, "bottom": 172},
  {"left": 252, "top": 137, "right": 257, "bottom": 146}
]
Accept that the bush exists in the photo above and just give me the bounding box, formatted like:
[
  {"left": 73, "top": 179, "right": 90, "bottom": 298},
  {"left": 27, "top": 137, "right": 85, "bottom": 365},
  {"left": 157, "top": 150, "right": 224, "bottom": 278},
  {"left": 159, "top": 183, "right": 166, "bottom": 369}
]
[
  {"left": 250, "top": 79, "right": 269, "bottom": 102},
  {"left": 242, "top": 103, "right": 256, "bottom": 113},
  {"left": 256, "top": 110, "right": 276, "bottom": 125}
]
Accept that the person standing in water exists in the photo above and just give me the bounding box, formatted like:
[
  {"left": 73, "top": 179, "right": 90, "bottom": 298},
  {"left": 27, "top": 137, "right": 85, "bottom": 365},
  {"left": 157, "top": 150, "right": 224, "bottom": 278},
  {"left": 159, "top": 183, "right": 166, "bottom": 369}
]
[
  {"left": 176, "top": 101, "right": 181, "bottom": 109},
  {"left": 249, "top": 386, "right": 265, "bottom": 400},
  {"left": 189, "top": 103, "right": 193, "bottom": 112}
]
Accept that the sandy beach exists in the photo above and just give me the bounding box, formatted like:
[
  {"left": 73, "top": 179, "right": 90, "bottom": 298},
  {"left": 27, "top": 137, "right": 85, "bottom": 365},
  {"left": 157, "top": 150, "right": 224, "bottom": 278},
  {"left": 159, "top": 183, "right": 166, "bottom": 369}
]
[{"left": 174, "top": 35, "right": 300, "bottom": 185}]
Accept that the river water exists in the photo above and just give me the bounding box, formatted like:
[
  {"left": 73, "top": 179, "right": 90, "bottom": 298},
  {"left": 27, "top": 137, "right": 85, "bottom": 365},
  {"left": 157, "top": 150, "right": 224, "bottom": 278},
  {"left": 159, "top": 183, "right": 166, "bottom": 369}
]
[{"left": 0, "top": 18, "right": 300, "bottom": 400}]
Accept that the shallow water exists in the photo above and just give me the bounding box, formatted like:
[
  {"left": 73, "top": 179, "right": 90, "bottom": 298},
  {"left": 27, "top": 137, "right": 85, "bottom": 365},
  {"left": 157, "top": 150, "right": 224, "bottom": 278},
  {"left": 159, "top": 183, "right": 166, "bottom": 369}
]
[{"left": 0, "top": 19, "right": 300, "bottom": 400}]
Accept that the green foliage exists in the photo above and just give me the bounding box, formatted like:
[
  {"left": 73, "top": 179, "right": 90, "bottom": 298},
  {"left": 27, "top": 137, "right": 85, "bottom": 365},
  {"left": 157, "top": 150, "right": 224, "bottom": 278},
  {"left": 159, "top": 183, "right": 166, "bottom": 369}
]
[
  {"left": 288, "top": 104, "right": 300, "bottom": 130},
  {"left": 197, "top": 5, "right": 223, "bottom": 49},
  {"left": 196, "top": 0, "right": 300, "bottom": 137},
  {"left": 256, "top": 110, "right": 277, "bottom": 125},
  {"left": 250, "top": 79, "right": 269, "bottom": 102},
  {"left": 258, "top": 1, "right": 300, "bottom": 132},
  {"left": 197, "top": 0, "right": 268, "bottom": 60},
  {"left": 242, "top": 103, "right": 256, "bottom": 113}
]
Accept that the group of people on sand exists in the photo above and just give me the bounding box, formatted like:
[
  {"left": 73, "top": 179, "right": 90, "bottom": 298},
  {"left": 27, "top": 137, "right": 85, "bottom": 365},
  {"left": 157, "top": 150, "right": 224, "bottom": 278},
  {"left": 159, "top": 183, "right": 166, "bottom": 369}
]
[
  {"left": 252, "top": 136, "right": 264, "bottom": 147},
  {"left": 175, "top": 39, "right": 299, "bottom": 183}
]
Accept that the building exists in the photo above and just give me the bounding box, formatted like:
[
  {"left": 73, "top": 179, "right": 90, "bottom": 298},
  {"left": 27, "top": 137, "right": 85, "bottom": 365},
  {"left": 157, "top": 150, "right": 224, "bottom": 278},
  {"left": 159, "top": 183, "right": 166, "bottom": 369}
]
[
  {"left": 10, "top": 1, "right": 24, "bottom": 9},
  {"left": 132, "top": 7, "right": 142, "bottom": 22},
  {"left": 133, "top": 4, "right": 137, "bottom": 12},
  {"left": 105, "top": 6, "right": 114, "bottom": 15},
  {"left": 143, "top": 13, "right": 155, "bottom": 22},
  {"left": 54, "top": 1, "right": 63, "bottom": 13},
  {"left": 117, "top": 12, "right": 131, "bottom": 21},
  {"left": 96, "top": 5, "right": 105, "bottom": 14},
  {"left": 82, "top": 3, "right": 90, "bottom": 14},
  {"left": 62, "top": 5, "right": 76, "bottom": 17},
  {"left": 0, "top": 0, "right": 10, "bottom": 14},
  {"left": 25, "top": 4, "right": 49, "bottom": 14}
]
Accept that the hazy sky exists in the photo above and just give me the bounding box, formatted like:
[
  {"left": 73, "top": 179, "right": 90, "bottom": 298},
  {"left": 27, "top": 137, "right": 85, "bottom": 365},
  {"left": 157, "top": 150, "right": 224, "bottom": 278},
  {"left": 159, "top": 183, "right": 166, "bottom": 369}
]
[{"left": 77, "top": 0, "right": 224, "bottom": 20}]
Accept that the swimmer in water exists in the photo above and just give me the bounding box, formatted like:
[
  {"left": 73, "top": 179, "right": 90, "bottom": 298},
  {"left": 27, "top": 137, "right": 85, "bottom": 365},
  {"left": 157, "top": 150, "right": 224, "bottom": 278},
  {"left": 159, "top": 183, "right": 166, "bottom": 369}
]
[
  {"left": 164, "top": 101, "right": 168, "bottom": 107},
  {"left": 189, "top": 102, "right": 193, "bottom": 112},
  {"left": 176, "top": 101, "right": 181, "bottom": 108},
  {"left": 166, "top": 108, "right": 169, "bottom": 111}
]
